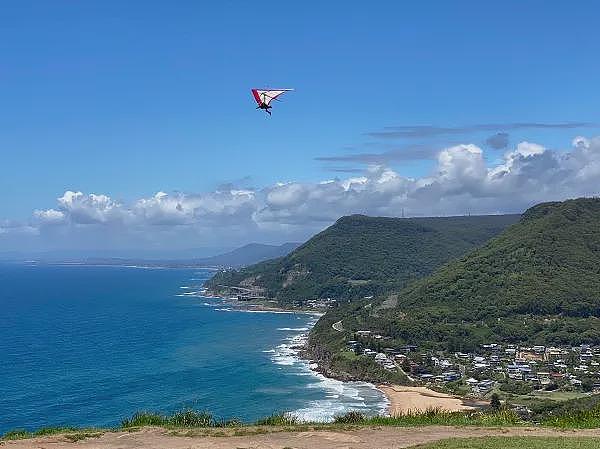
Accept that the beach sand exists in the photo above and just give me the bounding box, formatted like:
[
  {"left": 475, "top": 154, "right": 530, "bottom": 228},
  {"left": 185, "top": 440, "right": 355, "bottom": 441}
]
[{"left": 378, "top": 385, "right": 483, "bottom": 415}]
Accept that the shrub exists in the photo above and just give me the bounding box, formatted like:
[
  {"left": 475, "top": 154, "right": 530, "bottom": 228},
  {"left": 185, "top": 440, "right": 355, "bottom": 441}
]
[
  {"left": 334, "top": 411, "right": 367, "bottom": 423},
  {"left": 121, "top": 411, "right": 167, "bottom": 428},
  {"left": 255, "top": 413, "right": 298, "bottom": 426},
  {"left": 490, "top": 393, "right": 501, "bottom": 410},
  {"left": 169, "top": 410, "right": 213, "bottom": 427}
]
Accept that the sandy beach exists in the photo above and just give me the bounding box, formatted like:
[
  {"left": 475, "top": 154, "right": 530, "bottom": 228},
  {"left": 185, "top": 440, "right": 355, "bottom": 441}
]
[{"left": 378, "top": 385, "right": 482, "bottom": 415}]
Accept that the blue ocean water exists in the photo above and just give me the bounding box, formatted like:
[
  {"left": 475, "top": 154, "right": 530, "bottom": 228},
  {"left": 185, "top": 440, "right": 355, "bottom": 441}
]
[{"left": 0, "top": 264, "right": 386, "bottom": 433}]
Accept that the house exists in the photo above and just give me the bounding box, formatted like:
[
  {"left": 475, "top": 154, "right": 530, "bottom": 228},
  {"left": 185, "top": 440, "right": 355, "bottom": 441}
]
[
  {"left": 374, "top": 353, "right": 388, "bottom": 364},
  {"left": 537, "top": 371, "right": 551, "bottom": 386},
  {"left": 443, "top": 371, "right": 461, "bottom": 382},
  {"left": 517, "top": 349, "right": 544, "bottom": 362}
]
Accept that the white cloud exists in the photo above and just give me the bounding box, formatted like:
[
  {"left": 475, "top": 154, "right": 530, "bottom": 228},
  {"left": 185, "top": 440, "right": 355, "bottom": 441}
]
[
  {"left": 3, "top": 136, "right": 600, "bottom": 249},
  {"left": 0, "top": 219, "right": 39, "bottom": 236}
]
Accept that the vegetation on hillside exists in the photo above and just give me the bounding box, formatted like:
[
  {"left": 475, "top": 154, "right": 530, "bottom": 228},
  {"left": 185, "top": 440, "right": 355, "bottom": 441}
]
[
  {"left": 358, "top": 198, "right": 600, "bottom": 351},
  {"left": 306, "top": 198, "right": 600, "bottom": 385},
  {"left": 207, "top": 214, "right": 519, "bottom": 305}
]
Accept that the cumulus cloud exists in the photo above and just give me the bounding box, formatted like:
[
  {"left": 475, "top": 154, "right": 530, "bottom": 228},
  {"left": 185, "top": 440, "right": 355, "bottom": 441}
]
[
  {"left": 4, "top": 136, "right": 600, "bottom": 249},
  {"left": 318, "top": 123, "right": 599, "bottom": 166}
]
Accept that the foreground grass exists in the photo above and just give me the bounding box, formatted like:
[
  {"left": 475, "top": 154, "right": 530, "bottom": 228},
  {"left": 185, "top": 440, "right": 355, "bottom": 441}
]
[
  {"left": 408, "top": 436, "right": 600, "bottom": 449},
  {"left": 1, "top": 427, "right": 103, "bottom": 442},
  {"left": 541, "top": 406, "right": 600, "bottom": 429},
  {"left": 4, "top": 406, "right": 600, "bottom": 441},
  {"left": 0, "top": 408, "right": 522, "bottom": 441}
]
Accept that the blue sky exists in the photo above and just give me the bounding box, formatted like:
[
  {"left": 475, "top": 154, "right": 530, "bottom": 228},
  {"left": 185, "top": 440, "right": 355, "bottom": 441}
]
[{"left": 1, "top": 1, "right": 600, "bottom": 254}]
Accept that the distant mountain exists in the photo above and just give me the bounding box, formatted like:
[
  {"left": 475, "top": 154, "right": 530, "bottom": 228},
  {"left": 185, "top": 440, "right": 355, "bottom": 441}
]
[
  {"left": 0, "top": 247, "right": 233, "bottom": 261},
  {"left": 336, "top": 198, "right": 600, "bottom": 351},
  {"left": 2, "top": 243, "right": 300, "bottom": 269},
  {"left": 206, "top": 214, "right": 520, "bottom": 304},
  {"left": 193, "top": 242, "right": 300, "bottom": 268}
]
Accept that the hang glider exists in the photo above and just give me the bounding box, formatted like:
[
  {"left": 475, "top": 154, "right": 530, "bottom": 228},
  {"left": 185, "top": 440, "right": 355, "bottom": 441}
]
[{"left": 251, "top": 88, "right": 293, "bottom": 115}]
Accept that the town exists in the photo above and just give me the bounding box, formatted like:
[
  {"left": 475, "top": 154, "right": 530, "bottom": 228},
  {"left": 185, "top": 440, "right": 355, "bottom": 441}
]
[{"left": 346, "top": 330, "right": 600, "bottom": 397}]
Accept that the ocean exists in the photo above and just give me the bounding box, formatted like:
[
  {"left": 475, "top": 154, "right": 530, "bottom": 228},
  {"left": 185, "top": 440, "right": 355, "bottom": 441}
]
[{"left": 0, "top": 264, "right": 386, "bottom": 433}]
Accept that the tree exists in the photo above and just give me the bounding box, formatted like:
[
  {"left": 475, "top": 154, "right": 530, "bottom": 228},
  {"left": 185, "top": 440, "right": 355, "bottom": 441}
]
[{"left": 490, "top": 393, "right": 501, "bottom": 410}]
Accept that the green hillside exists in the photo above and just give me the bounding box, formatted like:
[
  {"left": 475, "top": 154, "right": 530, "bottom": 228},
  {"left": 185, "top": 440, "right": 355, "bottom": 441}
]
[
  {"left": 341, "top": 198, "right": 600, "bottom": 351},
  {"left": 206, "top": 214, "right": 519, "bottom": 305}
]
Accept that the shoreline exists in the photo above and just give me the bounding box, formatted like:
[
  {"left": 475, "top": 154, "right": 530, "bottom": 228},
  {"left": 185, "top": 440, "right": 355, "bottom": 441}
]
[
  {"left": 269, "top": 312, "right": 389, "bottom": 421},
  {"left": 377, "top": 385, "right": 484, "bottom": 415},
  {"left": 193, "top": 286, "right": 387, "bottom": 421},
  {"left": 201, "top": 288, "right": 482, "bottom": 418},
  {"left": 202, "top": 289, "right": 325, "bottom": 315}
]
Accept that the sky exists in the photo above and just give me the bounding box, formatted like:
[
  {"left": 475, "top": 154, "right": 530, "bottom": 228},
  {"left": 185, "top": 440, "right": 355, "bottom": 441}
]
[{"left": 1, "top": 1, "right": 600, "bottom": 256}]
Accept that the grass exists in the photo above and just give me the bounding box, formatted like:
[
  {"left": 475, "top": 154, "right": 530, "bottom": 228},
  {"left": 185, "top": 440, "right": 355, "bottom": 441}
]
[
  {"left": 1, "top": 427, "right": 102, "bottom": 441},
  {"left": 333, "top": 408, "right": 524, "bottom": 427},
  {"left": 121, "top": 410, "right": 242, "bottom": 429},
  {"left": 407, "top": 436, "right": 600, "bottom": 449},
  {"left": 491, "top": 388, "right": 589, "bottom": 409},
  {"left": 5, "top": 405, "right": 600, "bottom": 441},
  {"left": 541, "top": 406, "right": 600, "bottom": 429},
  {"left": 254, "top": 413, "right": 298, "bottom": 426}
]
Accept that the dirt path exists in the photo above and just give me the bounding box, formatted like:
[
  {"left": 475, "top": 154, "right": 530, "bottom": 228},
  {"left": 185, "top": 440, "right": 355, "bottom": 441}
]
[{"left": 5, "top": 426, "right": 600, "bottom": 449}]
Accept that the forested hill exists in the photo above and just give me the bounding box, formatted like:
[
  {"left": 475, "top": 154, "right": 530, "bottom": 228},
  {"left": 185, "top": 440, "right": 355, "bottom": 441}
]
[
  {"left": 353, "top": 197, "right": 600, "bottom": 350},
  {"left": 206, "top": 213, "right": 519, "bottom": 305}
]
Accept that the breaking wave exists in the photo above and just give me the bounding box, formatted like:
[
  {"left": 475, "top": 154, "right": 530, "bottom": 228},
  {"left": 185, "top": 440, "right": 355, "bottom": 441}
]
[
  {"left": 267, "top": 320, "right": 388, "bottom": 422},
  {"left": 178, "top": 282, "right": 387, "bottom": 422}
]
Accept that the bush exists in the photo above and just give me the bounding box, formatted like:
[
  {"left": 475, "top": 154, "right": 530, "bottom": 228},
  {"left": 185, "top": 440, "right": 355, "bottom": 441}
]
[
  {"left": 499, "top": 381, "right": 534, "bottom": 395},
  {"left": 490, "top": 393, "right": 501, "bottom": 410},
  {"left": 169, "top": 410, "right": 213, "bottom": 427},
  {"left": 121, "top": 412, "right": 167, "bottom": 427},
  {"left": 121, "top": 409, "right": 214, "bottom": 428},
  {"left": 255, "top": 413, "right": 298, "bottom": 426},
  {"left": 334, "top": 411, "right": 367, "bottom": 423}
]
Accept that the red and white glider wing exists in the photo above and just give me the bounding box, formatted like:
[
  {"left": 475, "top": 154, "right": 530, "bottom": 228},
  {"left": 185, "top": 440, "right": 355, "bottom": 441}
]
[{"left": 251, "top": 88, "right": 293, "bottom": 106}]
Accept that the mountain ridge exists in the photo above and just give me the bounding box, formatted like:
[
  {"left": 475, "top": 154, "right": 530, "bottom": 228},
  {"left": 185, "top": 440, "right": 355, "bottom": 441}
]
[
  {"left": 321, "top": 197, "right": 600, "bottom": 352},
  {"left": 206, "top": 213, "right": 520, "bottom": 304}
]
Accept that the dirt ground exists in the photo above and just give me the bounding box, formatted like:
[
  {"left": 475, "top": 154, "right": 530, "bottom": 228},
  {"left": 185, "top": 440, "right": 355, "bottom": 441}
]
[{"left": 4, "top": 426, "right": 600, "bottom": 449}]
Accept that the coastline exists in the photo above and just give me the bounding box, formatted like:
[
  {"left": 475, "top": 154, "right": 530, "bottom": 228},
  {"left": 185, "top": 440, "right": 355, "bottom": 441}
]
[
  {"left": 201, "top": 287, "right": 484, "bottom": 418},
  {"left": 202, "top": 289, "right": 325, "bottom": 315},
  {"left": 377, "top": 385, "right": 483, "bottom": 415},
  {"left": 195, "top": 287, "right": 388, "bottom": 421}
]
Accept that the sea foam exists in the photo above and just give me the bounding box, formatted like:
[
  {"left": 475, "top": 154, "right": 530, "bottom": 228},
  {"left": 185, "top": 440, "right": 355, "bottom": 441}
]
[{"left": 265, "top": 320, "right": 388, "bottom": 422}]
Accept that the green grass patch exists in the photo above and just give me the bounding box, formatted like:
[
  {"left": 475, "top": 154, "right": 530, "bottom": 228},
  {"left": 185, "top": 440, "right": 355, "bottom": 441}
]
[
  {"left": 0, "top": 426, "right": 96, "bottom": 441},
  {"left": 254, "top": 413, "right": 298, "bottom": 426},
  {"left": 6, "top": 402, "right": 600, "bottom": 441},
  {"left": 334, "top": 408, "right": 523, "bottom": 427},
  {"left": 121, "top": 409, "right": 216, "bottom": 428},
  {"left": 407, "top": 436, "right": 600, "bottom": 449},
  {"left": 542, "top": 406, "right": 600, "bottom": 429}
]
